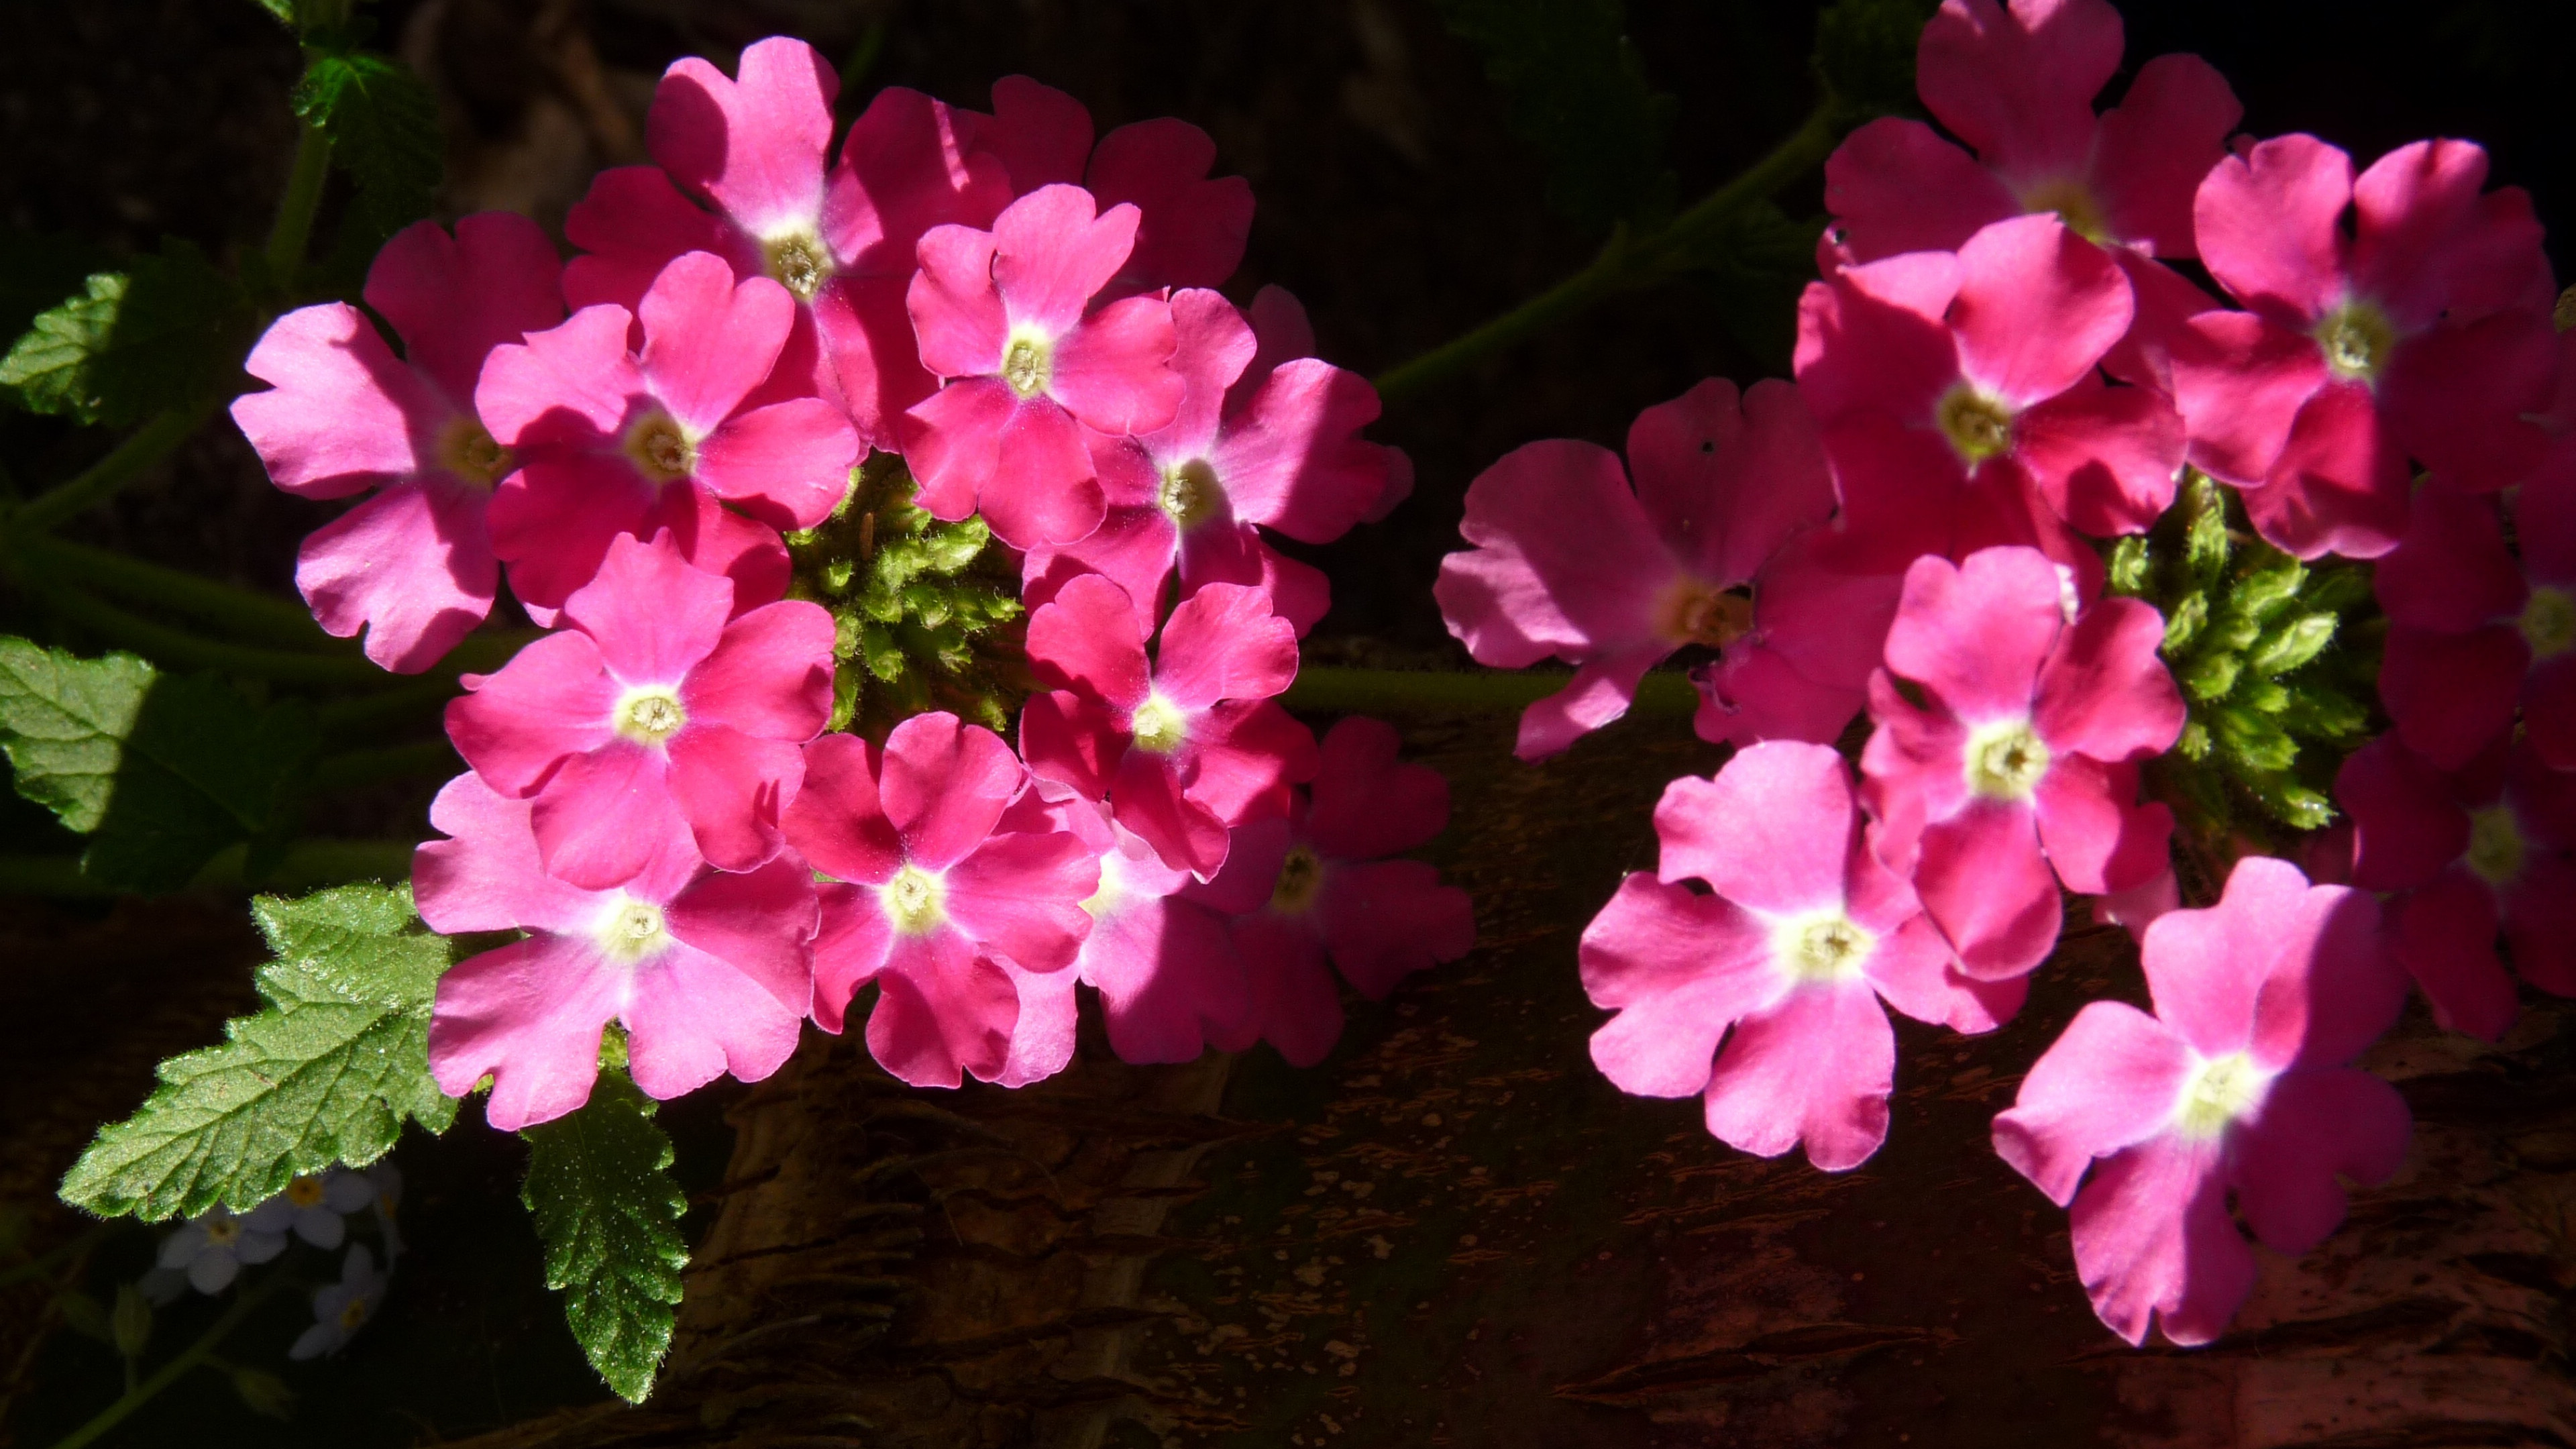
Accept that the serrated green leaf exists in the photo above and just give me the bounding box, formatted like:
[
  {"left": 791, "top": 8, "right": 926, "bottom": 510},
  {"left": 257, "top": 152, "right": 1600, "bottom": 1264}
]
[
  {"left": 1431, "top": 0, "right": 1676, "bottom": 229},
  {"left": 0, "top": 637, "right": 323, "bottom": 892},
  {"left": 0, "top": 231, "right": 109, "bottom": 366},
  {"left": 521, "top": 1070, "right": 688, "bottom": 1404},
  {"left": 294, "top": 52, "right": 443, "bottom": 262},
  {"left": 0, "top": 241, "right": 240, "bottom": 425},
  {"left": 58, "top": 883, "right": 456, "bottom": 1221}
]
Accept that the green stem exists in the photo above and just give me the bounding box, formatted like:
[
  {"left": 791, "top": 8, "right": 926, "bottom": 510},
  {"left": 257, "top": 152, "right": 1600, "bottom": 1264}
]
[
  {"left": 7, "top": 533, "right": 333, "bottom": 650},
  {"left": 36, "top": 584, "right": 386, "bottom": 686},
  {"left": 1281, "top": 665, "right": 1699, "bottom": 718},
  {"left": 46, "top": 1276, "right": 286, "bottom": 1449},
  {"left": 264, "top": 121, "right": 334, "bottom": 283},
  {"left": 1371, "top": 103, "right": 1839, "bottom": 406},
  {"left": 0, "top": 837, "right": 418, "bottom": 899},
  {"left": 308, "top": 738, "right": 459, "bottom": 793},
  {"left": 11, "top": 405, "right": 214, "bottom": 535}
]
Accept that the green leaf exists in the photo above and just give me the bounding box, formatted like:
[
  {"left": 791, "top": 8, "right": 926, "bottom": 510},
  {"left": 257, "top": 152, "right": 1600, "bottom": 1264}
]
[
  {"left": 293, "top": 52, "right": 443, "bottom": 263},
  {"left": 250, "top": 0, "right": 294, "bottom": 24},
  {"left": 0, "top": 240, "right": 241, "bottom": 425},
  {"left": 521, "top": 1069, "right": 689, "bottom": 1404},
  {"left": 1430, "top": 0, "right": 1676, "bottom": 229},
  {"left": 58, "top": 883, "right": 458, "bottom": 1220},
  {"left": 0, "top": 231, "right": 109, "bottom": 365},
  {"left": 0, "top": 637, "right": 323, "bottom": 892}
]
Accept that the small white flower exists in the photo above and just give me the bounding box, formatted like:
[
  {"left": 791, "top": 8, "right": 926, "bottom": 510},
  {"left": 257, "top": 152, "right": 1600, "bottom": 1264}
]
[
  {"left": 156, "top": 1204, "right": 288, "bottom": 1295},
  {"left": 261, "top": 1170, "right": 377, "bottom": 1249},
  {"left": 289, "top": 1245, "right": 388, "bottom": 1360}
]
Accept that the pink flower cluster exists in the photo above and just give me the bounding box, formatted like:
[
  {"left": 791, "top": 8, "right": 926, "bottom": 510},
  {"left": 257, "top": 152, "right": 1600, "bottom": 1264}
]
[
  {"left": 231, "top": 41, "right": 1466, "bottom": 1117},
  {"left": 1444, "top": 0, "right": 2569, "bottom": 1347}
]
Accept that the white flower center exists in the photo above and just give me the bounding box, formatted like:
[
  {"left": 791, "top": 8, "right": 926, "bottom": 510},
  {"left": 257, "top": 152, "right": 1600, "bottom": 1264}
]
[
  {"left": 763, "top": 230, "right": 833, "bottom": 302},
  {"left": 614, "top": 686, "right": 688, "bottom": 746},
  {"left": 2522, "top": 586, "right": 2576, "bottom": 659},
  {"left": 880, "top": 865, "right": 947, "bottom": 934},
  {"left": 2465, "top": 805, "right": 2526, "bottom": 886},
  {"left": 1271, "top": 845, "right": 1324, "bottom": 913},
  {"left": 1159, "top": 458, "right": 1222, "bottom": 528},
  {"left": 596, "top": 896, "right": 672, "bottom": 964},
  {"left": 1128, "top": 693, "right": 1190, "bottom": 754},
  {"left": 624, "top": 411, "right": 696, "bottom": 484},
  {"left": 2314, "top": 300, "right": 2397, "bottom": 385},
  {"left": 2171, "top": 1050, "right": 2272, "bottom": 1140},
  {"left": 1774, "top": 910, "right": 1874, "bottom": 984},
  {"left": 1000, "top": 332, "right": 1053, "bottom": 399},
  {"left": 1936, "top": 385, "right": 2016, "bottom": 466},
  {"left": 1964, "top": 719, "right": 2051, "bottom": 801}
]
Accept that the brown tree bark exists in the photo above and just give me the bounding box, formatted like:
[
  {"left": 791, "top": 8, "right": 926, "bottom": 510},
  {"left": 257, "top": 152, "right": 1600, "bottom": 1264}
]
[{"left": 450, "top": 710, "right": 2576, "bottom": 1449}]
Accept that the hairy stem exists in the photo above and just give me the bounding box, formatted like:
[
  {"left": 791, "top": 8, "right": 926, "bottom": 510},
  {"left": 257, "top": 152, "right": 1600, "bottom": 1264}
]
[
  {"left": 11, "top": 404, "right": 214, "bottom": 535},
  {"left": 1371, "top": 103, "right": 1839, "bottom": 406},
  {"left": 0, "top": 838, "right": 419, "bottom": 899},
  {"left": 264, "top": 120, "right": 334, "bottom": 283},
  {"left": 1281, "top": 665, "right": 1699, "bottom": 718},
  {"left": 46, "top": 1275, "right": 286, "bottom": 1449},
  {"left": 7, "top": 533, "right": 333, "bottom": 650}
]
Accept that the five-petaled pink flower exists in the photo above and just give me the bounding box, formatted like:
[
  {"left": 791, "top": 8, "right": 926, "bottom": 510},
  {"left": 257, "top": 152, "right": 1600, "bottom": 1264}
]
[
  {"left": 1992, "top": 855, "right": 2410, "bottom": 1346},
  {"left": 2338, "top": 732, "right": 2576, "bottom": 1040},
  {"left": 417, "top": 772, "right": 818, "bottom": 1131},
  {"left": 1186, "top": 717, "right": 1474, "bottom": 1067},
  {"left": 900, "top": 184, "right": 1185, "bottom": 549},
  {"left": 478, "top": 250, "right": 860, "bottom": 621},
  {"left": 233, "top": 213, "right": 563, "bottom": 672},
  {"left": 1862, "top": 546, "right": 2184, "bottom": 979},
  {"left": 445, "top": 531, "right": 834, "bottom": 891},
  {"left": 564, "top": 38, "right": 1010, "bottom": 451},
  {"left": 1582, "top": 741, "right": 2021, "bottom": 1169},
  {"left": 1020, "top": 575, "right": 1317, "bottom": 877},
  {"left": 2172, "top": 136, "right": 2558, "bottom": 558},
  {"left": 1797, "top": 214, "right": 2187, "bottom": 578},
  {"left": 2374, "top": 470, "right": 2576, "bottom": 769},
  {"left": 1024, "top": 287, "right": 1399, "bottom": 638},
  {"left": 782, "top": 714, "right": 1099, "bottom": 1088},
  {"left": 1825, "top": 0, "right": 2240, "bottom": 267},
  {"left": 1436, "top": 378, "right": 1839, "bottom": 760}
]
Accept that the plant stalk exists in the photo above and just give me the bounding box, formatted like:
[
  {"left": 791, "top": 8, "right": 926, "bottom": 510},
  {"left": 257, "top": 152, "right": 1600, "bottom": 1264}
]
[
  {"left": 34, "top": 584, "right": 387, "bottom": 685},
  {"left": 10, "top": 404, "right": 214, "bottom": 535},
  {"left": 46, "top": 1275, "right": 287, "bottom": 1449},
  {"left": 0, "top": 838, "right": 419, "bottom": 900},
  {"left": 264, "top": 120, "right": 334, "bottom": 283},
  {"left": 6, "top": 533, "right": 333, "bottom": 650}
]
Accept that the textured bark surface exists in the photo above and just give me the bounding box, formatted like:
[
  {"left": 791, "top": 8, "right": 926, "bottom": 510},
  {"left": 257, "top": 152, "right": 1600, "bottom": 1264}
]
[{"left": 444, "top": 709, "right": 2576, "bottom": 1449}]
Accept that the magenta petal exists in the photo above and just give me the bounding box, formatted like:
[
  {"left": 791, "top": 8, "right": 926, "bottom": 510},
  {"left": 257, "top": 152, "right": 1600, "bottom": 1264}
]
[
  {"left": 2033, "top": 598, "right": 2186, "bottom": 761},
  {"left": 1701, "top": 980, "right": 1894, "bottom": 1172},
  {"left": 992, "top": 184, "right": 1136, "bottom": 335},
  {"left": 1435, "top": 438, "right": 1678, "bottom": 668},
  {"left": 2525, "top": 653, "right": 2576, "bottom": 772},
  {"left": 1949, "top": 215, "right": 2133, "bottom": 408},
  {"left": 943, "top": 829, "right": 1100, "bottom": 973},
  {"left": 2336, "top": 732, "right": 2471, "bottom": 892},
  {"left": 1654, "top": 742, "right": 1857, "bottom": 914},
  {"left": 1694, "top": 642, "right": 1867, "bottom": 751},
  {"left": 623, "top": 941, "right": 804, "bottom": 1102},
  {"left": 429, "top": 936, "right": 623, "bottom": 1130},
  {"left": 1051, "top": 292, "right": 1185, "bottom": 436},
  {"left": 1822, "top": 117, "right": 2020, "bottom": 264},
  {"left": 983, "top": 397, "right": 1106, "bottom": 548},
  {"left": 694, "top": 398, "right": 860, "bottom": 530},
  {"left": 2088, "top": 54, "right": 2242, "bottom": 260},
  {"left": 1018, "top": 690, "right": 1123, "bottom": 802},
  {"left": 2375, "top": 486, "right": 2522, "bottom": 631},
  {"left": 1305, "top": 716, "right": 1450, "bottom": 861},
  {"left": 1625, "top": 376, "right": 1835, "bottom": 586},
  {"left": 1578, "top": 873, "right": 1774, "bottom": 1020},
  {"left": 1883, "top": 548, "right": 2063, "bottom": 721},
  {"left": 232, "top": 303, "right": 437, "bottom": 498},
  {"left": 2383, "top": 310, "right": 2557, "bottom": 492},
  {"left": 2035, "top": 757, "right": 2171, "bottom": 896},
  {"left": 782, "top": 733, "right": 902, "bottom": 885},
  {"left": 1112, "top": 749, "right": 1230, "bottom": 878},
  {"left": 826, "top": 85, "right": 1012, "bottom": 276},
  {"left": 1154, "top": 582, "right": 1298, "bottom": 709},
  {"left": 2171, "top": 311, "right": 2328, "bottom": 488},
  {"left": 865, "top": 931, "right": 1018, "bottom": 1087},
  {"left": 413, "top": 772, "right": 606, "bottom": 936},
  {"left": 2231, "top": 1069, "right": 2410, "bottom": 1256},
  {"left": 1026, "top": 572, "right": 1152, "bottom": 707},
  {"left": 810, "top": 882, "right": 893, "bottom": 1032},
  {"left": 1205, "top": 359, "right": 1391, "bottom": 547},
  {"left": 1086, "top": 897, "right": 1246, "bottom": 1064},
  {"left": 445, "top": 631, "right": 619, "bottom": 795},
  {"left": 365, "top": 213, "right": 566, "bottom": 406},
  {"left": 649, "top": 39, "right": 835, "bottom": 232},
  {"left": 1024, "top": 503, "right": 1177, "bottom": 636},
  {"left": 682, "top": 600, "right": 834, "bottom": 740},
  {"left": 564, "top": 531, "right": 733, "bottom": 684},
  {"left": 635, "top": 253, "right": 794, "bottom": 435},
  {"left": 2068, "top": 1135, "right": 2251, "bottom": 1347},
  {"left": 2381, "top": 625, "right": 2524, "bottom": 770},
  {"left": 1088, "top": 117, "right": 1253, "bottom": 293},
  {"left": 2347, "top": 139, "right": 2534, "bottom": 327},
  {"left": 666, "top": 857, "right": 816, "bottom": 1009},
  {"left": 1864, "top": 916, "right": 2023, "bottom": 1033},
  {"left": 906, "top": 224, "right": 1009, "bottom": 382},
  {"left": 666, "top": 725, "right": 800, "bottom": 873},
  {"left": 2246, "top": 382, "right": 2411, "bottom": 560},
  {"left": 2194, "top": 134, "right": 2355, "bottom": 327},
  {"left": 1793, "top": 254, "right": 1966, "bottom": 427},
  {"left": 530, "top": 743, "right": 692, "bottom": 892},
  {"left": 991, "top": 960, "right": 1078, "bottom": 1087},
  {"left": 977, "top": 76, "right": 1093, "bottom": 191},
  {"left": 564, "top": 166, "right": 747, "bottom": 317},
  {"left": 2388, "top": 872, "right": 2517, "bottom": 1040},
  {"left": 1173, "top": 698, "right": 1318, "bottom": 826},
  {"left": 1915, "top": 800, "right": 2061, "bottom": 980},
  {"left": 2011, "top": 380, "right": 2185, "bottom": 537},
  {"left": 484, "top": 456, "right": 649, "bottom": 621},
  {"left": 1992, "top": 1000, "right": 2192, "bottom": 1205},
  {"left": 2502, "top": 853, "right": 2576, "bottom": 996},
  {"left": 1914, "top": 0, "right": 2118, "bottom": 178},
  {"left": 1230, "top": 911, "right": 1342, "bottom": 1067},
  {"left": 879, "top": 712, "right": 1023, "bottom": 871},
  {"left": 1317, "top": 859, "right": 1473, "bottom": 998},
  {"left": 295, "top": 479, "right": 495, "bottom": 673}
]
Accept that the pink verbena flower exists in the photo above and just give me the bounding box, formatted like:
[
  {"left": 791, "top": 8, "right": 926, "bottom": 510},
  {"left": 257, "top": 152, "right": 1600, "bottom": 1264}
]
[
  {"left": 1862, "top": 546, "right": 2184, "bottom": 979},
  {"left": 1797, "top": 214, "right": 2187, "bottom": 576},
  {"left": 780, "top": 714, "right": 1099, "bottom": 1087},
  {"left": 1582, "top": 741, "right": 2021, "bottom": 1170},
  {"left": 1825, "top": 0, "right": 2239, "bottom": 266},
  {"left": 232, "top": 213, "right": 561, "bottom": 672},
  {"left": 416, "top": 772, "right": 817, "bottom": 1131},
  {"left": 2338, "top": 732, "right": 2576, "bottom": 1040},
  {"left": 1022, "top": 287, "right": 1399, "bottom": 638},
  {"left": 564, "top": 38, "right": 1010, "bottom": 451},
  {"left": 1992, "top": 855, "right": 2410, "bottom": 1346},
  {"left": 900, "top": 185, "right": 1185, "bottom": 549},
  {"left": 1020, "top": 574, "right": 1317, "bottom": 877},
  {"left": 2375, "top": 470, "right": 2576, "bottom": 769},
  {"left": 1688, "top": 531, "right": 1904, "bottom": 752},
  {"left": 965, "top": 75, "right": 1255, "bottom": 300},
  {"left": 479, "top": 250, "right": 859, "bottom": 621},
  {"left": 1185, "top": 718, "right": 1472, "bottom": 1067},
  {"left": 1436, "top": 378, "right": 1838, "bottom": 760},
  {"left": 445, "top": 531, "right": 833, "bottom": 890},
  {"left": 2172, "top": 136, "right": 2558, "bottom": 558}
]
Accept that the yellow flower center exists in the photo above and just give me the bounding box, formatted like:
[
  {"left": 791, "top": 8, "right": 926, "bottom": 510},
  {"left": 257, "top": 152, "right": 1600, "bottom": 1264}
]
[
  {"left": 286, "top": 1174, "right": 325, "bottom": 1208},
  {"left": 440, "top": 417, "right": 513, "bottom": 489},
  {"left": 339, "top": 1295, "right": 373, "bottom": 1330},
  {"left": 1776, "top": 911, "right": 1874, "bottom": 983},
  {"left": 2019, "top": 176, "right": 2112, "bottom": 244},
  {"left": 2172, "top": 1051, "right": 2271, "bottom": 1140},
  {"left": 2522, "top": 586, "right": 2576, "bottom": 659},
  {"left": 1936, "top": 385, "right": 2017, "bottom": 466},
  {"left": 1964, "top": 719, "right": 2051, "bottom": 801},
  {"left": 597, "top": 897, "right": 670, "bottom": 964},
  {"left": 1129, "top": 694, "right": 1190, "bottom": 754},
  {"left": 2314, "top": 300, "right": 2397, "bottom": 385},
  {"left": 1660, "top": 579, "right": 1754, "bottom": 649},
  {"left": 614, "top": 687, "right": 687, "bottom": 746},
  {"left": 1159, "top": 458, "right": 1222, "bottom": 527},
  {"left": 880, "top": 865, "right": 947, "bottom": 934},
  {"left": 763, "top": 231, "right": 833, "bottom": 302},
  {"left": 624, "top": 412, "right": 696, "bottom": 484},
  {"left": 2465, "top": 805, "right": 2526, "bottom": 886},
  {"left": 1271, "top": 845, "right": 1324, "bottom": 913},
  {"left": 204, "top": 1214, "right": 241, "bottom": 1246},
  {"left": 1001, "top": 333, "right": 1053, "bottom": 399}
]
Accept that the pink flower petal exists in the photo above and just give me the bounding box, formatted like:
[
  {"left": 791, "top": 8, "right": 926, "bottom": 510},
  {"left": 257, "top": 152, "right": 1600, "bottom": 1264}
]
[
  {"left": 879, "top": 712, "right": 1024, "bottom": 871},
  {"left": 2388, "top": 871, "right": 2516, "bottom": 1040},
  {"left": 231, "top": 303, "right": 437, "bottom": 499},
  {"left": 1436, "top": 438, "right": 1678, "bottom": 668},
  {"left": 1513, "top": 649, "right": 1666, "bottom": 761},
  {"left": 2194, "top": 134, "right": 2354, "bottom": 329},
  {"left": 1913, "top": 798, "right": 2061, "bottom": 979},
  {"left": 865, "top": 930, "right": 1018, "bottom": 1087},
  {"left": 1625, "top": 377, "right": 1835, "bottom": 586},
  {"left": 445, "top": 631, "right": 620, "bottom": 796},
  {"left": 1317, "top": 858, "right": 1473, "bottom": 998},
  {"left": 1205, "top": 358, "right": 1391, "bottom": 545},
  {"left": 992, "top": 960, "right": 1079, "bottom": 1087},
  {"left": 906, "top": 224, "right": 1008, "bottom": 381},
  {"left": 1228, "top": 911, "right": 1343, "bottom": 1067},
  {"left": 1693, "top": 639, "right": 1868, "bottom": 751},
  {"left": 476, "top": 305, "right": 647, "bottom": 448},
  {"left": 810, "top": 881, "right": 892, "bottom": 1032},
  {"left": 1585, "top": 894, "right": 1774, "bottom": 1097},
  {"left": 2068, "top": 1134, "right": 2250, "bottom": 1346},
  {"left": 2337, "top": 732, "right": 2472, "bottom": 892},
  {"left": 365, "top": 212, "right": 566, "bottom": 407},
  {"left": 428, "top": 935, "right": 623, "bottom": 1130},
  {"left": 1305, "top": 716, "right": 1449, "bottom": 861},
  {"left": 2382, "top": 309, "right": 2556, "bottom": 492},
  {"left": 694, "top": 398, "right": 859, "bottom": 530},
  {"left": 1792, "top": 254, "right": 1965, "bottom": 427},
  {"left": 2380, "top": 624, "right": 2525, "bottom": 770},
  {"left": 649, "top": 38, "right": 835, "bottom": 233},
  {"left": 2229, "top": 1068, "right": 2410, "bottom": 1255},
  {"left": 2374, "top": 486, "right": 2522, "bottom": 632},
  {"left": 622, "top": 940, "right": 804, "bottom": 1102},
  {"left": 2170, "top": 309, "right": 2329, "bottom": 487},
  {"left": 294, "top": 479, "right": 495, "bottom": 673},
  {"left": 975, "top": 75, "right": 1093, "bottom": 192},
  {"left": 1050, "top": 292, "right": 1185, "bottom": 436},
  {"left": 529, "top": 743, "right": 692, "bottom": 891},
  {"left": 1153, "top": 582, "right": 1298, "bottom": 710},
  {"left": 1026, "top": 572, "right": 1152, "bottom": 708},
  {"left": 563, "top": 166, "right": 751, "bottom": 319},
  {"left": 413, "top": 772, "right": 605, "bottom": 936},
  {"left": 1024, "top": 502, "right": 1178, "bottom": 636},
  {"left": 1084, "top": 896, "right": 1246, "bottom": 1064},
  {"left": 2245, "top": 382, "right": 2411, "bottom": 560},
  {"left": 637, "top": 253, "right": 796, "bottom": 436},
  {"left": 944, "top": 829, "right": 1099, "bottom": 973},
  {"left": 783, "top": 733, "right": 902, "bottom": 885},
  {"left": 2348, "top": 139, "right": 2538, "bottom": 329},
  {"left": 665, "top": 855, "right": 816, "bottom": 1012},
  {"left": 682, "top": 600, "right": 834, "bottom": 739},
  {"left": 1173, "top": 698, "right": 1318, "bottom": 826},
  {"left": 1864, "top": 915, "right": 2023, "bottom": 1032},
  {"left": 1018, "top": 690, "right": 1123, "bottom": 802},
  {"left": 2034, "top": 756, "right": 2171, "bottom": 896},
  {"left": 2502, "top": 853, "right": 2576, "bottom": 996},
  {"left": 1882, "top": 547, "right": 2063, "bottom": 722},
  {"left": 824, "top": 85, "right": 1012, "bottom": 277},
  {"left": 1112, "top": 748, "right": 1230, "bottom": 877},
  {"left": 2010, "top": 378, "right": 2185, "bottom": 537},
  {"left": 1654, "top": 741, "right": 1859, "bottom": 914},
  {"left": 666, "top": 724, "right": 800, "bottom": 873},
  {"left": 1701, "top": 979, "right": 1895, "bottom": 1171},
  {"left": 1822, "top": 118, "right": 2021, "bottom": 264},
  {"left": 982, "top": 396, "right": 1107, "bottom": 548},
  {"left": 1992, "top": 999, "right": 2192, "bottom": 1204},
  {"left": 1915, "top": 0, "right": 2122, "bottom": 183},
  {"left": 1950, "top": 214, "right": 2133, "bottom": 409},
  {"left": 1088, "top": 117, "right": 1253, "bottom": 294},
  {"left": 2031, "top": 596, "right": 2186, "bottom": 761},
  {"left": 2088, "top": 54, "right": 2241, "bottom": 259},
  {"left": 993, "top": 184, "right": 1136, "bottom": 337},
  {"left": 562, "top": 531, "right": 733, "bottom": 685}
]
